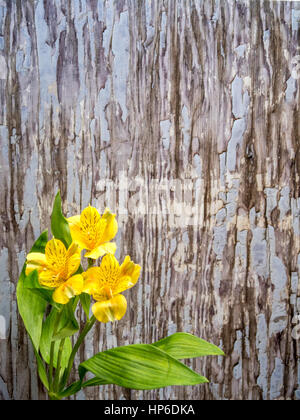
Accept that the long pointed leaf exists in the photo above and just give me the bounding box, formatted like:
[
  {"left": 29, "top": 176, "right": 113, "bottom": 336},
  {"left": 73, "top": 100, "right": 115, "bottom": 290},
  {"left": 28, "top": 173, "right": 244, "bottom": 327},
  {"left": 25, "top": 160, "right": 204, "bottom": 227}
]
[
  {"left": 58, "top": 381, "right": 82, "bottom": 399},
  {"left": 79, "top": 344, "right": 208, "bottom": 390},
  {"left": 23, "top": 270, "right": 61, "bottom": 311},
  {"left": 79, "top": 293, "right": 91, "bottom": 320},
  {"left": 153, "top": 332, "right": 225, "bottom": 359},
  {"left": 39, "top": 308, "right": 72, "bottom": 368},
  {"left": 51, "top": 191, "right": 72, "bottom": 248},
  {"left": 33, "top": 348, "right": 49, "bottom": 391},
  {"left": 16, "top": 230, "right": 48, "bottom": 351},
  {"left": 53, "top": 302, "right": 79, "bottom": 340}
]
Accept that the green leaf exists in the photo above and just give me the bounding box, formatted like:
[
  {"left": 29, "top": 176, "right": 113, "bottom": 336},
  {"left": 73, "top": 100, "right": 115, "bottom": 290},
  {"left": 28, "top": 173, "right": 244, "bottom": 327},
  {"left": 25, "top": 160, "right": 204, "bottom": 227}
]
[
  {"left": 33, "top": 347, "right": 49, "bottom": 391},
  {"left": 28, "top": 230, "right": 48, "bottom": 254},
  {"left": 16, "top": 230, "right": 49, "bottom": 351},
  {"left": 23, "top": 270, "right": 61, "bottom": 311},
  {"left": 59, "top": 377, "right": 109, "bottom": 399},
  {"left": 58, "top": 381, "right": 82, "bottom": 399},
  {"left": 30, "top": 289, "right": 61, "bottom": 311},
  {"left": 51, "top": 191, "right": 72, "bottom": 248},
  {"left": 23, "top": 269, "right": 43, "bottom": 289},
  {"left": 58, "top": 375, "right": 109, "bottom": 398},
  {"left": 53, "top": 302, "right": 79, "bottom": 340},
  {"left": 79, "top": 293, "right": 91, "bottom": 320},
  {"left": 153, "top": 332, "right": 225, "bottom": 359},
  {"left": 82, "top": 377, "right": 109, "bottom": 388},
  {"left": 39, "top": 308, "right": 72, "bottom": 368},
  {"left": 79, "top": 344, "right": 208, "bottom": 390}
]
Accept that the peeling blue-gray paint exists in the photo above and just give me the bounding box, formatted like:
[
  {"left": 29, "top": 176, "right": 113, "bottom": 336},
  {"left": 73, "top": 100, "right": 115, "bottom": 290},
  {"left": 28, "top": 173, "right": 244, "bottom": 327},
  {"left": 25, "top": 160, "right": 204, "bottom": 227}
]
[
  {"left": 256, "top": 314, "right": 268, "bottom": 399},
  {"left": 251, "top": 227, "right": 268, "bottom": 279},
  {"left": 292, "top": 198, "right": 300, "bottom": 236},
  {"left": 278, "top": 186, "right": 290, "bottom": 220},
  {"left": 226, "top": 119, "right": 246, "bottom": 172},
  {"left": 285, "top": 76, "right": 297, "bottom": 103},
  {"left": 264, "top": 188, "right": 278, "bottom": 221},
  {"left": 292, "top": 9, "right": 300, "bottom": 31},
  {"left": 213, "top": 225, "right": 227, "bottom": 260},
  {"left": 112, "top": 10, "right": 129, "bottom": 122},
  {"left": 270, "top": 357, "right": 284, "bottom": 400},
  {"left": 231, "top": 76, "right": 249, "bottom": 119}
]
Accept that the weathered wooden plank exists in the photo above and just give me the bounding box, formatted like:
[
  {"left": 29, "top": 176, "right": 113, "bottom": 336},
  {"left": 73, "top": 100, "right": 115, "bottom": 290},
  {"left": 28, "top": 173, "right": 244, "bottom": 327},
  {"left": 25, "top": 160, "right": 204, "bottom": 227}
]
[{"left": 0, "top": 0, "right": 299, "bottom": 400}]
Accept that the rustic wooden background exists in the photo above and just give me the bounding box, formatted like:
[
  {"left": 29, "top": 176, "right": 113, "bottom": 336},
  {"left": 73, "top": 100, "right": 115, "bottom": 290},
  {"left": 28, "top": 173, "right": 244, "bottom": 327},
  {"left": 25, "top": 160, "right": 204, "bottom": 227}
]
[{"left": 0, "top": 0, "right": 300, "bottom": 400}]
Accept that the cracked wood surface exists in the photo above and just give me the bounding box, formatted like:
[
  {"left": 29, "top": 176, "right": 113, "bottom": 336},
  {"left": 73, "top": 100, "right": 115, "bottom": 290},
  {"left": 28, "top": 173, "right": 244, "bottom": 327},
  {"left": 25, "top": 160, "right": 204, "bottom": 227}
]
[{"left": 0, "top": 0, "right": 300, "bottom": 400}]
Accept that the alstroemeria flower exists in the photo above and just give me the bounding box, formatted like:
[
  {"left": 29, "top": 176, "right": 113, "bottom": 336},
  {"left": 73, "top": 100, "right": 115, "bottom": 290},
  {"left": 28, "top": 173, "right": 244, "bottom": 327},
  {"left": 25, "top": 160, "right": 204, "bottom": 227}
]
[
  {"left": 25, "top": 239, "right": 84, "bottom": 304},
  {"left": 83, "top": 254, "right": 141, "bottom": 323},
  {"left": 67, "top": 206, "right": 118, "bottom": 260}
]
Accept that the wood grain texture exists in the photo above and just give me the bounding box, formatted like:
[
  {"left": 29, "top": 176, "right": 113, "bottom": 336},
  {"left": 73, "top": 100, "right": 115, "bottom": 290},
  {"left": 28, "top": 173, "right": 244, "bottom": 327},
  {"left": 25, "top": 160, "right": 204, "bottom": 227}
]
[{"left": 0, "top": 0, "right": 300, "bottom": 400}]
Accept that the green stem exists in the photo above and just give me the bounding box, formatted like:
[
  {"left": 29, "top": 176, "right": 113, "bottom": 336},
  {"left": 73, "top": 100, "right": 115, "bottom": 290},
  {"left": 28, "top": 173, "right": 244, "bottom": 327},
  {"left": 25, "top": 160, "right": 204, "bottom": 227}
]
[
  {"left": 53, "top": 337, "right": 66, "bottom": 392},
  {"left": 48, "top": 309, "right": 63, "bottom": 392},
  {"left": 72, "top": 295, "right": 80, "bottom": 312},
  {"left": 49, "top": 392, "right": 62, "bottom": 401},
  {"left": 58, "top": 259, "right": 95, "bottom": 393},
  {"left": 48, "top": 343, "right": 55, "bottom": 392},
  {"left": 60, "top": 315, "right": 97, "bottom": 390}
]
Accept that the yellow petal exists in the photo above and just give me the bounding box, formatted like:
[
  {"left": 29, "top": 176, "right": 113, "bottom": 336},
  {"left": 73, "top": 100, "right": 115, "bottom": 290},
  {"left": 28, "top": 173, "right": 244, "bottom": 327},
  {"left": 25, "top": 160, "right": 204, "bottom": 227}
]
[
  {"left": 100, "top": 253, "right": 120, "bottom": 275},
  {"left": 83, "top": 266, "right": 100, "bottom": 282},
  {"left": 80, "top": 205, "right": 101, "bottom": 229},
  {"left": 83, "top": 267, "right": 109, "bottom": 301},
  {"left": 96, "top": 254, "right": 121, "bottom": 297},
  {"left": 92, "top": 294, "right": 127, "bottom": 323},
  {"left": 82, "top": 279, "right": 99, "bottom": 296},
  {"left": 52, "top": 285, "right": 70, "bottom": 304},
  {"left": 52, "top": 274, "right": 84, "bottom": 304},
  {"left": 67, "top": 215, "right": 87, "bottom": 249},
  {"left": 26, "top": 252, "right": 47, "bottom": 265},
  {"left": 25, "top": 253, "right": 47, "bottom": 275},
  {"left": 120, "top": 255, "right": 136, "bottom": 276},
  {"left": 66, "top": 254, "right": 81, "bottom": 277},
  {"left": 101, "top": 209, "right": 118, "bottom": 243},
  {"left": 68, "top": 224, "right": 88, "bottom": 250},
  {"left": 82, "top": 267, "right": 101, "bottom": 295},
  {"left": 45, "top": 239, "right": 67, "bottom": 272},
  {"left": 115, "top": 256, "right": 141, "bottom": 293},
  {"left": 67, "top": 274, "right": 84, "bottom": 295},
  {"left": 114, "top": 275, "right": 136, "bottom": 294},
  {"left": 75, "top": 206, "right": 108, "bottom": 251},
  {"left": 25, "top": 264, "right": 41, "bottom": 276},
  {"left": 67, "top": 215, "right": 81, "bottom": 225},
  {"left": 131, "top": 264, "right": 141, "bottom": 284},
  {"left": 66, "top": 242, "right": 81, "bottom": 277},
  {"left": 84, "top": 242, "right": 117, "bottom": 259},
  {"left": 39, "top": 269, "right": 62, "bottom": 288},
  {"left": 66, "top": 242, "right": 80, "bottom": 257}
]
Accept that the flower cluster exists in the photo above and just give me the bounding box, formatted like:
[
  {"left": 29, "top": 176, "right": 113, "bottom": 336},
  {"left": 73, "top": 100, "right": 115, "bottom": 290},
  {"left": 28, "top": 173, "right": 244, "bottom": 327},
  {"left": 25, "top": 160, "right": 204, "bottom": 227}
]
[{"left": 25, "top": 206, "right": 140, "bottom": 323}]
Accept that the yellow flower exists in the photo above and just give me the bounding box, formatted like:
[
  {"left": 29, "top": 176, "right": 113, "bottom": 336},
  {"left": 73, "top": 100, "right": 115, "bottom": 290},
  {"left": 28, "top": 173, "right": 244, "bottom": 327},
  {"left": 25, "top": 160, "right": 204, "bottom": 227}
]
[
  {"left": 25, "top": 239, "right": 84, "bottom": 304},
  {"left": 67, "top": 206, "right": 118, "bottom": 260},
  {"left": 83, "top": 254, "right": 141, "bottom": 323}
]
